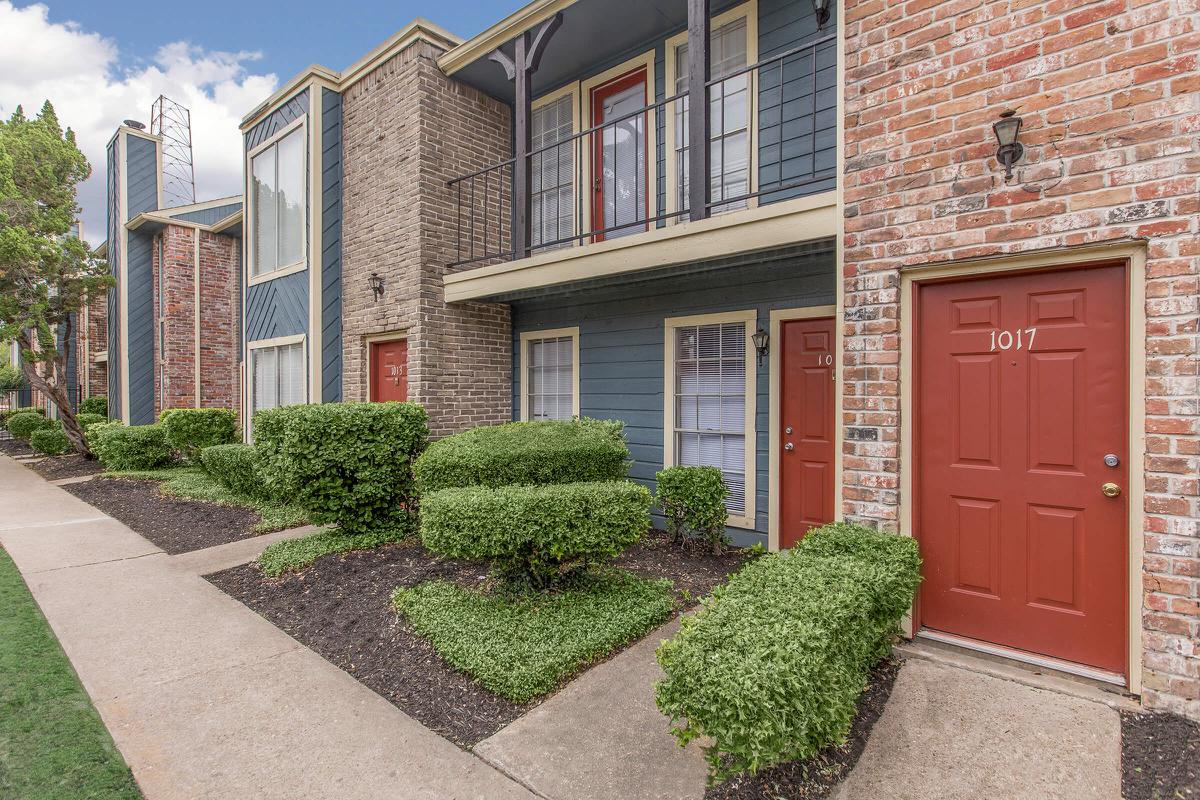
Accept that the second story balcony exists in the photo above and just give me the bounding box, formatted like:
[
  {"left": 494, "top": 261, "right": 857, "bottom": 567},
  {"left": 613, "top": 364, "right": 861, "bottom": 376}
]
[{"left": 439, "top": 0, "right": 839, "bottom": 301}]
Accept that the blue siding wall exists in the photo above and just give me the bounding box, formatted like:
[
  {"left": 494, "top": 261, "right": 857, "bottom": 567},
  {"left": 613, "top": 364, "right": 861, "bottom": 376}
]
[
  {"left": 125, "top": 135, "right": 160, "bottom": 424},
  {"left": 245, "top": 271, "right": 309, "bottom": 341},
  {"left": 320, "top": 88, "right": 343, "bottom": 403},
  {"left": 511, "top": 247, "right": 835, "bottom": 545},
  {"left": 171, "top": 202, "right": 242, "bottom": 226},
  {"left": 245, "top": 90, "right": 309, "bottom": 152},
  {"left": 105, "top": 139, "right": 121, "bottom": 417}
]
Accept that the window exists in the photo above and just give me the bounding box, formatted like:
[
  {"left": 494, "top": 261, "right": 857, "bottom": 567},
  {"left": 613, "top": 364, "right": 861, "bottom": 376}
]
[
  {"left": 666, "top": 313, "right": 755, "bottom": 525},
  {"left": 521, "top": 328, "right": 579, "bottom": 421},
  {"left": 251, "top": 340, "right": 306, "bottom": 413},
  {"left": 251, "top": 126, "right": 305, "bottom": 277},
  {"left": 531, "top": 93, "right": 575, "bottom": 250},
  {"left": 671, "top": 14, "right": 753, "bottom": 215}
]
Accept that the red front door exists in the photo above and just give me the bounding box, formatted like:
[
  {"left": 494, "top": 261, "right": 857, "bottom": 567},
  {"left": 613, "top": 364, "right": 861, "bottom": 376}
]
[
  {"left": 590, "top": 68, "right": 649, "bottom": 241},
  {"left": 370, "top": 339, "right": 408, "bottom": 402},
  {"left": 779, "top": 317, "right": 836, "bottom": 548},
  {"left": 916, "top": 263, "right": 1128, "bottom": 675}
]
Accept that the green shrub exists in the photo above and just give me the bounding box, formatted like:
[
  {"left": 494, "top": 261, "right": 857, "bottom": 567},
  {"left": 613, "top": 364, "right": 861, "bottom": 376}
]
[
  {"left": 77, "top": 396, "right": 107, "bottom": 417},
  {"left": 74, "top": 413, "right": 106, "bottom": 430},
  {"left": 421, "top": 480, "right": 652, "bottom": 587},
  {"left": 253, "top": 402, "right": 428, "bottom": 535},
  {"left": 655, "top": 466, "right": 730, "bottom": 553},
  {"left": 414, "top": 418, "right": 630, "bottom": 493},
  {"left": 6, "top": 411, "right": 52, "bottom": 441},
  {"left": 160, "top": 408, "right": 237, "bottom": 460},
  {"left": 90, "top": 423, "right": 172, "bottom": 470},
  {"left": 199, "top": 444, "right": 263, "bottom": 499},
  {"left": 29, "top": 426, "right": 71, "bottom": 455},
  {"left": 654, "top": 523, "right": 921, "bottom": 782}
]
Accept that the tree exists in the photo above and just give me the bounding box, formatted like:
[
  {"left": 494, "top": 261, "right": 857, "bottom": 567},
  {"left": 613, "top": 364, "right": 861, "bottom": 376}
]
[
  {"left": 0, "top": 102, "right": 111, "bottom": 455},
  {"left": 0, "top": 363, "right": 28, "bottom": 395}
]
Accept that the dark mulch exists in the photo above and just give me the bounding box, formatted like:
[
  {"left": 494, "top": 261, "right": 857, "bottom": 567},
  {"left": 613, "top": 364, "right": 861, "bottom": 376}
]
[
  {"left": 206, "top": 528, "right": 751, "bottom": 748},
  {"left": 1122, "top": 709, "right": 1200, "bottom": 800},
  {"left": 63, "top": 477, "right": 261, "bottom": 554},
  {"left": 28, "top": 454, "right": 106, "bottom": 481},
  {"left": 706, "top": 657, "right": 902, "bottom": 800},
  {"left": 0, "top": 437, "right": 34, "bottom": 457}
]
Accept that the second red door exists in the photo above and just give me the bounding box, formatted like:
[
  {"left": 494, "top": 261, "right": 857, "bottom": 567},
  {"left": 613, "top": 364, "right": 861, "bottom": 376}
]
[{"left": 779, "top": 317, "right": 836, "bottom": 548}]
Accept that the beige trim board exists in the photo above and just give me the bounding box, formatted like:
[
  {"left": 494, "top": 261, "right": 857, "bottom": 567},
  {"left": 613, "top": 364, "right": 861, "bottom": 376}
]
[
  {"left": 896, "top": 240, "right": 1148, "bottom": 694},
  {"left": 518, "top": 327, "right": 581, "bottom": 421},
  {"left": 445, "top": 191, "right": 837, "bottom": 302},
  {"left": 247, "top": 333, "right": 307, "bottom": 351},
  {"left": 663, "top": 309, "right": 758, "bottom": 531},
  {"left": 767, "top": 305, "right": 837, "bottom": 552},
  {"left": 193, "top": 229, "right": 201, "bottom": 408},
  {"left": 438, "top": 0, "right": 578, "bottom": 76}
]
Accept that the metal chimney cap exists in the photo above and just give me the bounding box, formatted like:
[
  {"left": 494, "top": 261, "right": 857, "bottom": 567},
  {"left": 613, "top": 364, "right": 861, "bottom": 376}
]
[{"left": 123, "top": 119, "right": 146, "bottom": 130}]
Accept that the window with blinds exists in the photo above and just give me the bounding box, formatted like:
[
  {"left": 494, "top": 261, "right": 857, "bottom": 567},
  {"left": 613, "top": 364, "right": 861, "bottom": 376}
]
[
  {"left": 252, "top": 342, "right": 305, "bottom": 413},
  {"left": 673, "top": 322, "right": 748, "bottom": 514},
  {"left": 673, "top": 17, "right": 751, "bottom": 214},
  {"left": 251, "top": 126, "right": 305, "bottom": 277},
  {"left": 531, "top": 94, "right": 575, "bottom": 250},
  {"left": 526, "top": 335, "right": 574, "bottom": 421}
]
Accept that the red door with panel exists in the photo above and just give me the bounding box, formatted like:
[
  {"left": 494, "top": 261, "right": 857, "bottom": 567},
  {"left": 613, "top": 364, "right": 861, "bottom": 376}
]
[
  {"left": 370, "top": 339, "right": 408, "bottom": 402},
  {"left": 779, "top": 317, "right": 836, "bottom": 549},
  {"left": 916, "top": 263, "right": 1128, "bottom": 675},
  {"left": 590, "top": 68, "right": 649, "bottom": 241}
]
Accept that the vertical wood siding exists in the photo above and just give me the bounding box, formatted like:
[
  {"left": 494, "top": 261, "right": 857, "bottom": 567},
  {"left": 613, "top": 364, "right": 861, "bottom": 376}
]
[{"left": 320, "top": 88, "right": 343, "bottom": 403}]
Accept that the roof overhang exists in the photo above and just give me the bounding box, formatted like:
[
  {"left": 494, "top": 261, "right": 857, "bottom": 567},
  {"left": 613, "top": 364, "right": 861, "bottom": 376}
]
[
  {"left": 125, "top": 210, "right": 242, "bottom": 238},
  {"left": 438, "top": 0, "right": 578, "bottom": 77}
]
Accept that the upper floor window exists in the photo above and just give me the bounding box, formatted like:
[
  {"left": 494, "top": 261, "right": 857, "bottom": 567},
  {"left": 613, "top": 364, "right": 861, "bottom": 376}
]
[
  {"left": 531, "top": 93, "right": 575, "bottom": 251},
  {"left": 251, "top": 126, "right": 305, "bottom": 278}
]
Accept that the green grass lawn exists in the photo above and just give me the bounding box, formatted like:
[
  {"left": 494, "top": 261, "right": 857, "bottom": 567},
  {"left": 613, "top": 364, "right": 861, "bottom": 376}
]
[
  {"left": 257, "top": 524, "right": 412, "bottom": 577},
  {"left": 108, "top": 465, "right": 307, "bottom": 532},
  {"left": 0, "top": 547, "right": 142, "bottom": 799},
  {"left": 393, "top": 568, "right": 676, "bottom": 702}
]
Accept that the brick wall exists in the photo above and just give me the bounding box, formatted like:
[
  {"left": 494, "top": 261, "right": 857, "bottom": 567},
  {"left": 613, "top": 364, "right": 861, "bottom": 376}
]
[
  {"left": 197, "top": 231, "right": 240, "bottom": 410},
  {"left": 76, "top": 289, "right": 108, "bottom": 402},
  {"left": 341, "top": 38, "right": 513, "bottom": 437},
  {"left": 842, "top": 0, "right": 1199, "bottom": 715}
]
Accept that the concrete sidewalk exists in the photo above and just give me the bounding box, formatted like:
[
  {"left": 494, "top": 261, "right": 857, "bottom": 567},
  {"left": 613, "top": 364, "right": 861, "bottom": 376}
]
[{"left": 0, "top": 455, "right": 534, "bottom": 800}]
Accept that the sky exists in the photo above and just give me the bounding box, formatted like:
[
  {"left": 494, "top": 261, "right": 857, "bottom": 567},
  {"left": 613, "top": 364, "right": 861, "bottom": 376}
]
[{"left": 0, "top": 0, "right": 517, "bottom": 244}]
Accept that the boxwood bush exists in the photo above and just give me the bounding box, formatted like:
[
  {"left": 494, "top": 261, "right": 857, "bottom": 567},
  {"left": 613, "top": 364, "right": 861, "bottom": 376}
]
[
  {"left": 655, "top": 523, "right": 921, "bottom": 782},
  {"left": 77, "top": 395, "right": 108, "bottom": 417},
  {"left": 253, "top": 401, "right": 428, "bottom": 535},
  {"left": 160, "top": 408, "right": 237, "bottom": 460},
  {"left": 655, "top": 465, "right": 730, "bottom": 553},
  {"left": 199, "top": 443, "right": 263, "bottom": 499},
  {"left": 89, "top": 423, "right": 172, "bottom": 470},
  {"left": 30, "top": 426, "right": 71, "bottom": 455},
  {"left": 74, "top": 412, "right": 106, "bottom": 431},
  {"left": 414, "top": 418, "right": 629, "bottom": 493},
  {"left": 421, "top": 481, "right": 652, "bottom": 587},
  {"left": 6, "top": 411, "right": 52, "bottom": 441}
]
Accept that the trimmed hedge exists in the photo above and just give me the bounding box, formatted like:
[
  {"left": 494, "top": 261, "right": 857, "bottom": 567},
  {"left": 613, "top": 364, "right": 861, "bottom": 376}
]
[
  {"left": 161, "top": 408, "right": 237, "bottom": 460},
  {"left": 75, "top": 413, "right": 106, "bottom": 430},
  {"left": 253, "top": 402, "right": 428, "bottom": 535},
  {"left": 77, "top": 396, "right": 108, "bottom": 417},
  {"left": 655, "top": 465, "right": 729, "bottom": 552},
  {"left": 655, "top": 523, "right": 921, "bottom": 782},
  {"left": 89, "top": 423, "right": 172, "bottom": 471},
  {"left": 7, "top": 412, "right": 52, "bottom": 441},
  {"left": 414, "top": 418, "right": 629, "bottom": 493},
  {"left": 199, "top": 444, "right": 263, "bottom": 499},
  {"left": 421, "top": 480, "right": 652, "bottom": 587},
  {"left": 30, "top": 426, "right": 71, "bottom": 455}
]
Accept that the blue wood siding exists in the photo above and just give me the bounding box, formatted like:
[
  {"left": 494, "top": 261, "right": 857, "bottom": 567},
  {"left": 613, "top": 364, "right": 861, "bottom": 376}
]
[
  {"left": 320, "top": 88, "right": 343, "bottom": 403},
  {"left": 125, "top": 135, "right": 160, "bottom": 424},
  {"left": 171, "top": 202, "right": 241, "bottom": 226},
  {"left": 511, "top": 247, "right": 835, "bottom": 545},
  {"left": 245, "top": 90, "right": 309, "bottom": 152},
  {"left": 105, "top": 139, "right": 121, "bottom": 417},
  {"left": 245, "top": 271, "right": 309, "bottom": 341}
]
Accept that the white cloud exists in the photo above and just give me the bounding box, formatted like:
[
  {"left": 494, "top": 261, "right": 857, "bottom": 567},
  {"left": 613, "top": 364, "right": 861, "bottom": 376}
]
[{"left": 0, "top": 1, "right": 279, "bottom": 245}]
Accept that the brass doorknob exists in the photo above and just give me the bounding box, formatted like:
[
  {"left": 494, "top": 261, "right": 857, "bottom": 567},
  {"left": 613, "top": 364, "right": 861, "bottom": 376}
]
[
  {"left": 1101, "top": 482, "right": 1121, "bottom": 498},
  {"left": 784, "top": 442, "right": 794, "bottom": 452}
]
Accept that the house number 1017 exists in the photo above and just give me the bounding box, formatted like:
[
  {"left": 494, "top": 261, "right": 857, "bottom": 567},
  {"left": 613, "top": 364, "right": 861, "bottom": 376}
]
[{"left": 990, "top": 327, "right": 1037, "bottom": 351}]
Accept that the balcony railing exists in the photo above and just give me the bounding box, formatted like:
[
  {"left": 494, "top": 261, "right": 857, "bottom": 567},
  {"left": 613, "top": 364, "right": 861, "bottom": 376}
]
[{"left": 448, "top": 32, "right": 836, "bottom": 269}]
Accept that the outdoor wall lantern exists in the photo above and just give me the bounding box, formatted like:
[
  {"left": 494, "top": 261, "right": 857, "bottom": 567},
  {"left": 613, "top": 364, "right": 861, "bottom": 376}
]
[
  {"left": 812, "top": 0, "right": 831, "bottom": 29},
  {"left": 368, "top": 272, "right": 385, "bottom": 302},
  {"left": 992, "top": 110, "right": 1024, "bottom": 181},
  {"left": 752, "top": 328, "right": 770, "bottom": 366}
]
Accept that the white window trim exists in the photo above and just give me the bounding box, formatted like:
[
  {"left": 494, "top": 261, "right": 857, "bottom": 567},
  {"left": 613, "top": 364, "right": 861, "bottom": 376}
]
[
  {"left": 531, "top": 82, "right": 581, "bottom": 251},
  {"left": 663, "top": 309, "right": 758, "bottom": 530},
  {"left": 519, "top": 326, "right": 581, "bottom": 421},
  {"left": 246, "top": 334, "right": 308, "bottom": 421},
  {"left": 664, "top": 1, "right": 760, "bottom": 223},
  {"left": 246, "top": 116, "right": 308, "bottom": 286}
]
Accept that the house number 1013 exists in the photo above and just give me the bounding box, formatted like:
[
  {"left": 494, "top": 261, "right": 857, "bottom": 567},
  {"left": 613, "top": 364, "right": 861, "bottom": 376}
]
[{"left": 990, "top": 327, "right": 1037, "bottom": 351}]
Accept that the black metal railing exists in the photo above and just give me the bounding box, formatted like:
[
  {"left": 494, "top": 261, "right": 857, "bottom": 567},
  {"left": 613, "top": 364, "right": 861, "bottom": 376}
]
[{"left": 447, "top": 32, "right": 837, "bottom": 269}]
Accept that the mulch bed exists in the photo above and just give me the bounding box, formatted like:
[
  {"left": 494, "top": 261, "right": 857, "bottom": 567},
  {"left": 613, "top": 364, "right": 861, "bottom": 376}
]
[
  {"left": 206, "top": 529, "right": 750, "bottom": 748},
  {"left": 28, "top": 454, "right": 106, "bottom": 481},
  {"left": 1122, "top": 709, "right": 1199, "bottom": 800},
  {"left": 0, "top": 437, "right": 34, "bottom": 457},
  {"left": 62, "top": 477, "right": 262, "bottom": 554},
  {"left": 706, "top": 657, "right": 903, "bottom": 800}
]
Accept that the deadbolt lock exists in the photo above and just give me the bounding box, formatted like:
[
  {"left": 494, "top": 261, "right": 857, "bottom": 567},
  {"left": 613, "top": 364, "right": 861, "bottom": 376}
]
[
  {"left": 1101, "top": 483, "right": 1121, "bottom": 498},
  {"left": 785, "top": 426, "right": 793, "bottom": 435}
]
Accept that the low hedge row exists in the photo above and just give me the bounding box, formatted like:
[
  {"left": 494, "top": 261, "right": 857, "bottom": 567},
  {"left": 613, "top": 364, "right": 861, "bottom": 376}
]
[
  {"left": 30, "top": 426, "right": 71, "bottom": 455},
  {"left": 161, "top": 408, "right": 238, "bottom": 461},
  {"left": 654, "top": 523, "right": 921, "bottom": 782},
  {"left": 6, "top": 411, "right": 52, "bottom": 441},
  {"left": 414, "top": 418, "right": 629, "bottom": 493},
  {"left": 89, "top": 423, "right": 172, "bottom": 470},
  {"left": 198, "top": 443, "right": 262, "bottom": 499},
  {"left": 77, "top": 396, "right": 108, "bottom": 417},
  {"left": 421, "top": 480, "right": 652, "bottom": 587}
]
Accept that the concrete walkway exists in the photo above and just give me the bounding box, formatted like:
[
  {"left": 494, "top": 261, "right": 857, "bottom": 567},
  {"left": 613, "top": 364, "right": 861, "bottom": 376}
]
[{"left": 0, "top": 455, "right": 534, "bottom": 800}]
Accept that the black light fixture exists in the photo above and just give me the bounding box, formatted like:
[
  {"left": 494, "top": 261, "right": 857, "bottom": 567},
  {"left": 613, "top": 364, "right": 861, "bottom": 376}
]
[
  {"left": 812, "top": 0, "right": 831, "bottom": 29},
  {"left": 368, "top": 272, "right": 385, "bottom": 302},
  {"left": 752, "top": 328, "right": 770, "bottom": 366},
  {"left": 992, "top": 110, "right": 1024, "bottom": 181}
]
